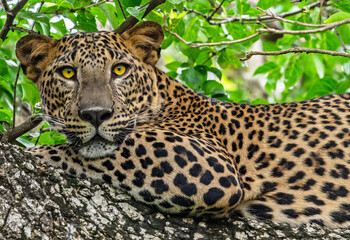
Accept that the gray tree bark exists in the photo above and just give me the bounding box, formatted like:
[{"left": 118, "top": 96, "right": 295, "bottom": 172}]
[{"left": 1, "top": 142, "right": 349, "bottom": 240}]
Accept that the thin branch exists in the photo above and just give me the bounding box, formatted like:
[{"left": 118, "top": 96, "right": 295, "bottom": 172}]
[
  {"left": 11, "top": 65, "right": 21, "bottom": 131},
  {"left": 208, "top": 0, "right": 225, "bottom": 21},
  {"left": 258, "top": 18, "right": 350, "bottom": 34},
  {"left": 0, "top": 0, "right": 29, "bottom": 42},
  {"left": 42, "top": 0, "right": 110, "bottom": 15},
  {"left": 184, "top": 0, "right": 338, "bottom": 25},
  {"left": 2, "top": 115, "right": 43, "bottom": 143},
  {"left": 10, "top": 26, "right": 37, "bottom": 34},
  {"left": 256, "top": 7, "right": 327, "bottom": 27},
  {"left": 163, "top": 27, "right": 261, "bottom": 48},
  {"left": 240, "top": 47, "right": 350, "bottom": 61},
  {"left": 114, "top": 0, "right": 166, "bottom": 34},
  {"left": 323, "top": 7, "right": 347, "bottom": 52},
  {"left": 116, "top": 0, "right": 127, "bottom": 19}
]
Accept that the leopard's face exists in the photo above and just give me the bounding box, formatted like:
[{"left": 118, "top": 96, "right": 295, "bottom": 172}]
[{"left": 16, "top": 23, "right": 164, "bottom": 159}]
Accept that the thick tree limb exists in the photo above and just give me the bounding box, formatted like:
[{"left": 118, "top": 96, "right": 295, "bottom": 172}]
[
  {"left": 1, "top": 142, "right": 350, "bottom": 239},
  {"left": 0, "top": 0, "right": 29, "bottom": 42},
  {"left": 240, "top": 47, "right": 350, "bottom": 61},
  {"left": 114, "top": 0, "right": 166, "bottom": 34}
]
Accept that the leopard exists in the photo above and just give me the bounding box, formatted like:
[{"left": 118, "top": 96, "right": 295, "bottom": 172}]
[{"left": 15, "top": 21, "right": 350, "bottom": 228}]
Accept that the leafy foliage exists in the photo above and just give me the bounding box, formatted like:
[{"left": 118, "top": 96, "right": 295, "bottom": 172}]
[{"left": 0, "top": 0, "right": 349, "bottom": 147}]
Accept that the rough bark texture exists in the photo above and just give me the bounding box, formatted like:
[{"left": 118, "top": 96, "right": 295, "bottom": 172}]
[{"left": 1, "top": 142, "right": 350, "bottom": 239}]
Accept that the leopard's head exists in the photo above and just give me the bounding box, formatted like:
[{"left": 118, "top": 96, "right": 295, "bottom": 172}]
[{"left": 16, "top": 21, "right": 164, "bottom": 159}]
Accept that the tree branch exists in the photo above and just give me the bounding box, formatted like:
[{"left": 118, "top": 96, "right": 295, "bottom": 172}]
[
  {"left": 114, "top": 0, "right": 166, "bottom": 34},
  {"left": 258, "top": 18, "right": 350, "bottom": 35},
  {"left": 2, "top": 115, "right": 43, "bottom": 143},
  {"left": 184, "top": 0, "right": 338, "bottom": 25},
  {"left": 240, "top": 47, "right": 350, "bottom": 61},
  {"left": 0, "top": 0, "right": 29, "bottom": 42},
  {"left": 256, "top": 7, "right": 327, "bottom": 27},
  {"left": 163, "top": 27, "right": 261, "bottom": 48},
  {"left": 42, "top": 0, "right": 111, "bottom": 15}
]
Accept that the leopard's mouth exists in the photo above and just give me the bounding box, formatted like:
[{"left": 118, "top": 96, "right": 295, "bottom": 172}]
[{"left": 75, "top": 127, "right": 133, "bottom": 159}]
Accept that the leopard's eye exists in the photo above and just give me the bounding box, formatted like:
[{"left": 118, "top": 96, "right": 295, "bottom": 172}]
[
  {"left": 61, "top": 67, "right": 76, "bottom": 79},
  {"left": 113, "top": 64, "right": 128, "bottom": 77}
]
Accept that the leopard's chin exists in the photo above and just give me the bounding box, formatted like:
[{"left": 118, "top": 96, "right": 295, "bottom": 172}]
[{"left": 77, "top": 135, "right": 118, "bottom": 159}]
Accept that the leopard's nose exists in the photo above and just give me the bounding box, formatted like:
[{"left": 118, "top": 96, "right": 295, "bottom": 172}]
[{"left": 79, "top": 108, "right": 114, "bottom": 127}]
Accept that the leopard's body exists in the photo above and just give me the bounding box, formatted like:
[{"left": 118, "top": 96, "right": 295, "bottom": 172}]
[{"left": 16, "top": 22, "right": 350, "bottom": 227}]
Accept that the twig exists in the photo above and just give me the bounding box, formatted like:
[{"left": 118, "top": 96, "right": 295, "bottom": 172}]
[
  {"left": 10, "top": 26, "right": 37, "bottom": 34},
  {"left": 202, "top": 52, "right": 217, "bottom": 65},
  {"left": 240, "top": 47, "right": 350, "bottom": 61},
  {"left": 0, "top": 0, "right": 29, "bottom": 42},
  {"left": 258, "top": 18, "right": 350, "bottom": 35},
  {"left": 12, "top": 65, "right": 21, "bottom": 131},
  {"left": 323, "top": 7, "right": 347, "bottom": 52},
  {"left": 184, "top": 0, "right": 338, "bottom": 25},
  {"left": 208, "top": 0, "right": 225, "bottom": 21},
  {"left": 256, "top": 7, "right": 327, "bottom": 27},
  {"left": 116, "top": 0, "right": 127, "bottom": 19},
  {"left": 163, "top": 27, "right": 261, "bottom": 48},
  {"left": 42, "top": 0, "right": 110, "bottom": 14},
  {"left": 114, "top": 0, "right": 166, "bottom": 34},
  {"left": 3, "top": 115, "right": 43, "bottom": 143}
]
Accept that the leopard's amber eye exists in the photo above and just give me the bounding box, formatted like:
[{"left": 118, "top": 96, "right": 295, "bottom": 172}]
[
  {"left": 61, "top": 67, "right": 75, "bottom": 79},
  {"left": 113, "top": 64, "right": 128, "bottom": 76}
]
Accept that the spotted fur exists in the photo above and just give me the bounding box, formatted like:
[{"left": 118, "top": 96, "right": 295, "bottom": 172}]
[{"left": 16, "top": 21, "right": 350, "bottom": 227}]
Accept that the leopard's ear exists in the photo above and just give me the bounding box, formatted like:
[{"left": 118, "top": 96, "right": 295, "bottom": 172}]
[
  {"left": 122, "top": 21, "right": 164, "bottom": 66},
  {"left": 16, "top": 34, "right": 58, "bottom": 83}
]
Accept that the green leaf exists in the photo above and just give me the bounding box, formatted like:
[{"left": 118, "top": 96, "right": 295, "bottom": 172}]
[
  {"left": 306, "top": 77, "right": 338, "bottom": 99},
  {"left": 126, "top": 6, "right": 147, "bottom": 20},
  {"left": 218, "top": 48, "right": 241, "bottom": 69},
  {"left": 0, "top": 109, "right": 12, "bottom": 123},
  {"left": 254, "top": 62, "right": 278, "bottom": 75},
  {"left": 51, "top": 19, "right": 68, "bottom": 35},
  {"left": 168, "top": 0, "right": 186, "bottom": 4},
  {"left": 17, "top": 11, "right": 49, "bottom": 26},
  {"left": 90, "top": 7, "right": 107, "bottom": 26},
  {"left": 99, "top": 3, "right": 119, "bottom": 29},
  {"left": 203, "top": 80, "right": 224, "bottom": 95},
  {"left": 325, "top": 12, "right": 350, "bottom": 23},
  {"left": 257, "top": 0, "right": 274, "bottom": 10},
  {"left": 119, "top": 0, "right": 142, "bottom": 9},
  {"left": 209, "top": 68, "right": 222, "bottom": 81},
  {"left": 284, "top": 56, "right": 302, "bottom": 89},
  {"left": 20, "top": 83, "right": 40, "bottom": 106}
]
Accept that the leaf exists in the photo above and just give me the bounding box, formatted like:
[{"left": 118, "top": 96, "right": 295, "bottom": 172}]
[
  {"left": 203, "top": 80, "right": 224, "bottom": 95},
  {"left": 51, "top": 19, "right": 68, "bottom": 35},
  {"left": 168, "top": 0, "right": 186, "bottom": 4},
  {"left": 20, "top": 83, "right": 41, "bottom": 106},
  {"left": 17, "top": 11, "right": 49, "bottom": 26},
  {"left": 119, "top": 0, "right": 142, "bottom": 9},
  {"left": 0, "top": 109, "right": 12, "bottom": 123},
  {"left": 99, "top": 3, "right": 119, "bottom": 29},
  {"left": 254, "top": 62, "right": 278, "bottom": 75},
  {"left": 209, "top": 68, "right": 222, "bottom": 81},
  {"left": 257, "top": 0, "right": 274, "bottom": 10},
  {"left": 17, "top": 136, "right": 35, "bottom": 148},
  {"left": 284, "top": 56, "right": 302, "bottom": 89},
  {"left": 126, "top": 6, "right": 147, "bottom": 20},
  {"left": 218, "top": 48, "right": 241, "bottom": 69},
  {"left": 90, "top": 7, "right": 107, "bottom": 26},
  {"left": 306, "top": 77, "right": 338, "bottom": 99},
  {"left": 324, "top": 12, "right": 350, "bottom": 23}
]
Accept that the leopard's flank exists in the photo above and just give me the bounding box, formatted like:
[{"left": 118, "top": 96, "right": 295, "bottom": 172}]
[{"left": 16, "top": 21, "right": 350, "bottom": 227}]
